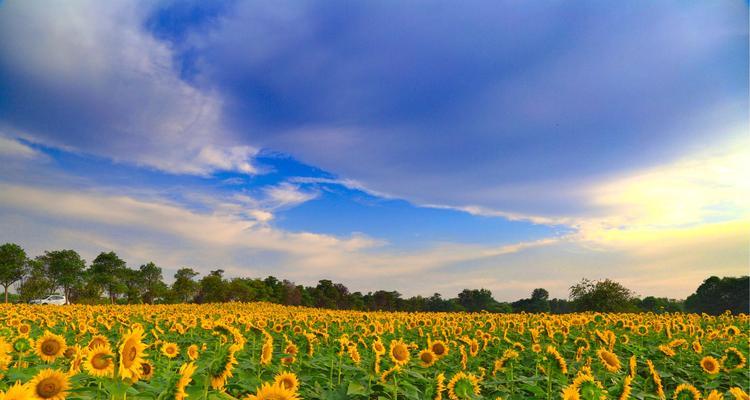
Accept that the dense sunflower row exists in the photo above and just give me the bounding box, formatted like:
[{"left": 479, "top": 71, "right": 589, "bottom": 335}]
[{"left": 0, "top": 303, "right": 747, "bottom": 399}]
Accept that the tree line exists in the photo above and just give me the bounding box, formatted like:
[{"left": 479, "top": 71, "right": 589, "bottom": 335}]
[{"left": 0, "top": 243, "right": 747, "bottom": 315}]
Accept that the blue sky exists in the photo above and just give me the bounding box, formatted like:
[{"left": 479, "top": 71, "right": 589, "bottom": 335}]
[{"left": 0, "top": 0, "right": 747, "bottom": 300}]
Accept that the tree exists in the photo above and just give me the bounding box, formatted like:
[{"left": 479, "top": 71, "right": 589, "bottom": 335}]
[
  {"left": 569, "top": 278, "right": 636, "bottom": 312},
  {"left": 281, "top": 280, "right": 302, "bottom": 306},
  {"left": 684, "top": 276, "right": 749, "bottom": 315},
  {"left": 90, "top": 252, "right": 127, "bottom": 304},
  {"left": 0, "top": 243, "right": 27, "bottom": 303},
  {"left": 196, "top": 269, "right": 229, "bottom": 303},
  {"left": 40, "top": 250, "right": 86, "bottom": 304},
  {"left": 457, "top": 288, "right": 498, "bottom": 312},
  {"left": 18, "top": 258, "right": 56, "bottom": 303},
  {"left": 139, "top": 262, "right": 167, "bottom": 304},
  {"left": 172, "top": 268, "right": 199, "bottom": 303},
  {"left": 512, "top": 288, "right": 551, "bottom": 313},
  {"left": 638, "top": 296, "right": 683, "bottom": 313}
]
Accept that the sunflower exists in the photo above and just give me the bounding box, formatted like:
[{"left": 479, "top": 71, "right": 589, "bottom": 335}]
[
  {"left": 700, "top": 356, "right": 720, "bottom": 375},
  {"left": 260, "top": 335, "right": 273, "bottom": 365},
  {"left": 728, "top": 388, "right": 749, "bottom": 400},
  {"left": 161, "top": 342, "right": 180, "bottom": 359},
  {"left": 273, "top": 372, "right": 300, "bottom": 393},
  {"left": 389, "top": 339, "right": 410, "bottom": 366},
  {"left": 692, "top": 341, "right": 702, "bottom": 354},
  {"left": 435, "top": 373, "right": 446, "bottom": 400},
  {"left": 187, "top": 344, "right": 199, "bottom": 361},
  {"left": 210, "top": 345, "right": 239, "bottom": 390},
  {"left": 572, "top": 372, "right": 608, "bottom": 400},
  {"left": 628, "top": 355, "right": 637, "bottom": 378},
  {"left": 672, "top": 383, "right": 701, "bottom": 400},
  {"left": 721, "top": 347, "right": 747, "bottom": 371},
  {"left": 646, "top": 360, "right": 666, "bottom": 400},
  {"left": 17, "top": 323, "right": 31, "bottom": 337},
  {"left": 430, "top": 340, "right": 449, "bottom": 358},
  {"left": 174, "top": 362, "right": 196, "bottom": 400},
  {"left": 140, "top": 361, "right": 154, "bottom": 381},
  {"left": 705, "top": 390, "right": 724, "bottom": 400},
  {"left": 597, "top": 348, "right": 621, "bottom": 372},
  {"left": 418, "top": 349, "right": 437, "bottom": 367},
  {"left": 546, "top": 345, "right": 568, "bottom": 374},
  {"left": 620, "top": 375, "right": 632, "bottom": 400},
  {"left": 0, "top": 381, "right": 33, "bottom": 400},
  {"left": 84, "top": 344, "right": 114, "bottom": 378},
  {"left": 87, "top": 335, "right": 110, "bottom": 350},
  {"left": 246, "top": 382, "right": 301, "bottom": 400},
  {"left": 29, "top": 369, "right": 69, "bottom": 400},
  {"left": 35, "top": 331, "right": 67, "bottom": 363},
  {"left": 0, "top": 338, "right": 13, "bottom": 377},
  {"left": 118, "top": 327, "right": 146, "bottom": 381},
  {"left": 447, "top": 371, "right": 480, "bottom": 400},
  {"left": 67, "top": 345, "right": 85, "bottom": 375},
  {"left": 372, "top": 339, "right": 386, "bottom": 356},
  {"left": 562, "top": 385, "right": 581, "bottom": 400}
]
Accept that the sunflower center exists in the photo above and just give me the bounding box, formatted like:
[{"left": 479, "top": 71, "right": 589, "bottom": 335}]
[
  {"left": 280, "top": 378, "right": 294, "bottom": 389},
  {"left": 92, "top": 353, "right": 111, "bottom": 370},
  {"left": 393, "top": 345, "right": 408, "bottom": 361},
  {"left": 421, "top": 352, "right": 434, "bottom": 363},
  {"left": 42, "top": 340, "right": 60, "bottom": 356},
  {"left": 36, "top": 378, "right": 60, "bottom": 398},
  {"left": 432, "top": 343, "right": 445, "bottom": 355},
  {"left": 142, "top": 363, "right": 152, "bottom": 375}
]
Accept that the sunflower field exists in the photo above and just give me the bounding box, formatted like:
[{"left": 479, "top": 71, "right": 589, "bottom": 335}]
[{"left": 0, "top": 303, "right": 747, "bottom": 400}]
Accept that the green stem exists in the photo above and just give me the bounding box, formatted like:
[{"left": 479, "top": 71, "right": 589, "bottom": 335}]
[
  {"left": 546, "top": 359, "right": 552, "bottom": 400},
  {"left": 393, "top": 370, "right": 399, "bottom": 400},
  {"left": 337, "top": 353, "right": 343, "bottom": 385}
]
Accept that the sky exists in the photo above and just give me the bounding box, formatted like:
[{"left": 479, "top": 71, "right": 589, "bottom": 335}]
[{"left": 0, "top": 0, "right": 747, "bottom": 301}]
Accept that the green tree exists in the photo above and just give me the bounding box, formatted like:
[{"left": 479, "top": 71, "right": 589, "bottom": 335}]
[
  {"left": 569, "top": 278, "right": 637, "bottom": 312},
  {"left": 139, "top": 262, "right": 167, "bottom": 304},
  {"left": 172, "top": 268, "right": 199, "bottom": 303},
  {"left": 684, "top": 276, "right": 749, "bottom": 315},
  {"left": 512, "top": 288, "right": 551, "bottom": 313},
  {"left": 0, "top": 243, "right": 27, "bottom": 303},
  {"left": 39, "top": 249, "right": 86, "bottom": 304},
  {"left": 196, "top": 269, "right": 229, "bottom": 303},
  {"left": 457, "top": 288, "right": 499, "bottom": 312},
  {"left": 18, "top": 258, "right": 56, "bottom": 303},
  {"left": 90, "top": 251, "right": 127, "bottom": 304}
]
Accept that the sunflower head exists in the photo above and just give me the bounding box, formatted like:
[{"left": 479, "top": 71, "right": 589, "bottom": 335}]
[
  {"left": 29, "top": 369, "right": 69, "bottom": 400},
  {"left": 140, "top": 361, "right": 154, "bottom": 381},
  {"left": 596, "top": 348, "right": 621, "bottom": 372},
  {"left": 85, "top": 344, "right": 115, "bottom": 378},
  {"left": 722, "top": 347, "right": 747, "bottom": 371},
  {"left": 700, "top": 356, "right": 720, "bottom": 374},
  {"left": 247, "top": 382, "right": 301, "bottom": 400},
  {"left": 187, "top": 344, "right": 199, "bottom": 361},
  {"left": 273, "top": 372, "right": 300, "bottom": 393},
  {"left": 0, "top": 381, "right": 33, "bottom": 400},
  {"left": 430, "top": 340, "right": 449, "bottom": 357},
  {"left": 117, "top": 328, "right": 143, "bottom": 375},
  {"left": 87, "top": 335, "right": 110, "bottom": 350},
  {"left": 161, "top": 342, "right": 180, "bottom": 359},
  {"left": 35, "top": 331, "right": 67, "bottom": 363},
  {"left": 447, "top": 372, "right": 480, "bottom": 400},
  {"left": 673, "top": 383, "right": 701, "bottom": 400},
  {"left": 418, "top": 349, "right": 437, "bottom": 367}
]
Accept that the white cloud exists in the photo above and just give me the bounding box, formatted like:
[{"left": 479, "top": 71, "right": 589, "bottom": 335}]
[
  {"left": 0, "top": 136, "right": 41, "bottom": 159},
  {"left": 0, "top": 1, "right": 257, "bottom": 176}
]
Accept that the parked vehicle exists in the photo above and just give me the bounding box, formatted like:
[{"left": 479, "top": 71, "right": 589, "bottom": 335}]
[{"left": 29, "top": 295, "right": 67, "bottom": 305}]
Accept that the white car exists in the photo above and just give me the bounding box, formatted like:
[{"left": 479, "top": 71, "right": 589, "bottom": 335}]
[{"left": 30, "top": 295, "right": 67, "bottom": 305}]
